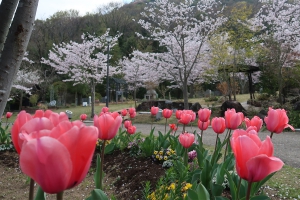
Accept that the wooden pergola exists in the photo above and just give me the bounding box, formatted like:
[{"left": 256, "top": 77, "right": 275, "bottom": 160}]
[{"left": 219, "top": 64, "right": 260, "bottom": 100}]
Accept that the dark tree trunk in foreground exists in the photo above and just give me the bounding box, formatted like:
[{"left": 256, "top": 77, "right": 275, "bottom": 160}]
[{"left": 0, "top": 0, "right": 39, "bottom": 116}]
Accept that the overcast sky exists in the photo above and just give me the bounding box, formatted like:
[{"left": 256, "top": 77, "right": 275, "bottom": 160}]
[{"left": 0, "top": 0, "right": 132, "bottom": 20}]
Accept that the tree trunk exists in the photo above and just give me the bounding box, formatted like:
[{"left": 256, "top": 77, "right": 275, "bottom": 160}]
[
  {"left": 0, "top": 0, "right": 39, "bottom": 117},
  {"left": 18, "top": 91, "right": 23, "bottom": 110},
  {"left": 134, "top": 88, "right": 137, "bottom": 108},
  {"left": 0, "top": 0, "right": 19, "bottom": 54},
  {"left": 278, "top": 66, "right": 284, "bottom": 105},
  {"left": 189, "top": 84, "right": 195, "bottom": 98},
  {"left": 91, "top": 81, "right": 95, "bottom": 118},
  {"left": 183, "top": 81, "right": 189, "bottom": 109}
]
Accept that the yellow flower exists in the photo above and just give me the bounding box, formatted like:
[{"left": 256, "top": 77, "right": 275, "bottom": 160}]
[
  {"left": 166, "top": 151, "right": 171, "bottom": 155},
  {"left": 159, "top": 151, "right": 163, "bottom": 155},
  {"left": 154, "top": 151, "right": 158, "bottom": 155},
  {"left": 183, "top": 193, "right": 187, "bottom": 198},
  {"left": 159, "top": 156, "right": 163, "bottom": 160},
  {"left": 185, "top": 183, "right": 192, "bottom": 189},
  {"left": 156, "top": 155, "right": 160, "bottom": 159},
  {"left": 181, "top": 183, "right": 192, "bottom": 192},
  {"left": 168, "top": 183, "right": 176, "bottom": 190},
  {"left": 163, "top": 194, "right": 169, "bottom": 200},
  {"left": 164, "top": 156, "right": 168, "bottom": 160}
]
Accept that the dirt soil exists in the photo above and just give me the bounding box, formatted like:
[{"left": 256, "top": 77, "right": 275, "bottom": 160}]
[{"left": 0, "top": 149, "right": 165, "bottom": 200}]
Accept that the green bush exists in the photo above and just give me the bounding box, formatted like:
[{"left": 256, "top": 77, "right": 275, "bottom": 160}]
[{"left": 29, "top": 94, "right": 39, "bottom": 106}]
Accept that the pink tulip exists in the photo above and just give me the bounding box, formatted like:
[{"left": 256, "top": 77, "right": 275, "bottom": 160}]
[
  {"left": 264, "top": 107, "right": 294, "bottom": 133},
  {"left": 129, "top": 112, "right": 136, "bottom": 118},
  {"left": 198, "top": 108, "right": 211, "bottom": 122},
  {"left": 151, "top": 106, "right": 159, "bottom": 115},
  {"left": 6, "top": 112, "right": 12, "bottom": 119},
  {"left": 179, "top": 112, "right": 192, "bottom": 125},
  {"left": 11, "top": 110, "right": 68, "bottom": 154},
  {"left": 124, "top": 120, "right": 132, "bottom": 129},
  {"left": 101, "top": 107, "right": 109, "bottom": 113},
  {"left": 211, "top": 117, "right": 226, "bottom": 134},
  {"left": 225, "top": 108, "right": 243, "bottom": 130},
  {"left": 162, "top": 109, "right": 172, "bottom": 119},
  {"left": 197, "top": 119, "right": 210, "bottom": 131},
  {"left": 169, "top": 124, "right": 178, "bottom": 132},
  {"left": 230, "top": 129, "right": 284, "bottom": 182},
  {"left": 94, "top": 112, "right": 122, "bottom": 140},
  {"left": 121, "top": 109, "right": 127, "bottom": 116},
  {"left": 185, "top": 110, "right": 196, "bottom": 122},
  {"left": 110, "top": 111, "right": 120, "bottom": 119},
  {"left": 179, "top": 132, "right": 195, "bottom": 148},
  {"left": 128, "top": 107, "right": 136, "bottom": 115},
  {"left": 20, "top": 121, "right": 98, "bottom": 194},
  {"left": 127, "top": 126, "right": 136, "bottom": 135},
  {"left": 175, "top": 110, "right": 183, "bottom": 120},
  {"left": 244, "top": 116, "right": 263, "bottom": 132},
  {"left": 80, "top": 114, "right": 87, "bottom": 121},
  {"left": 33, "top": 110, "right": 69, "bottom": 126},
  {"left": 246, "top": 126, "right": 258, "bottom": 134}
]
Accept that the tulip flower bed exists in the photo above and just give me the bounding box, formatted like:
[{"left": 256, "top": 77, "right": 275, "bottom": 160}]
[{"left": 0, "top": 106, "right": 297, "bottom": 200}]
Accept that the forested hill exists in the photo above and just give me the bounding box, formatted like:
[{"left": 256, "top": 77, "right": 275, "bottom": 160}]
[{"left": 27, "top": 0, "right": 261, "bottom": 63}]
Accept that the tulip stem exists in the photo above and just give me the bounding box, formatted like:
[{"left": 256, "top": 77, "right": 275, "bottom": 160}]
[
  {"left": 57, "top": 191, "right": 64, "bottom": 200},
  {"left": 246, "top": 181, "right": 253, "bottom": 200},
  {"left": 29, "top": 178, "right": 35, "bottom": 200},
  {"left": 236, "top": 177, "right": 242, "bottom": 200},
  {"left": 165, "top": 118, "right": 167, "bottom": 134},
  {"left": 214, "top": 134, "right": 219, "bottom": 152},
  {"left": 200, "top": 128, "right": 204, "bottom": 143},
  {"left": 183, "top": 124, "right": 186, "bottom": 133},
  {"left": 223, "top": 129, "right": 232, "bottom": 162},
  {"left": 270, "top": 132, "right": 274, "bottom": 139},
  {"left": 184, "top": 148, "right": 188, "bottom": 167},
  {"left": 100, "top": 140, "right": 106, "bottom": 190}
]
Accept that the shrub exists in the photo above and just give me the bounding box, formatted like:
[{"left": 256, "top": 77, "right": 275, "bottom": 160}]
[{"left": 29, "top": 94, "right": 39, "bottom": 106}]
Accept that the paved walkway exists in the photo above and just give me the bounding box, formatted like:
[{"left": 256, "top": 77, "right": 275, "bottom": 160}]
[
  {"left": 131, "top": 123, "right": 300, "bottom": 168},
  {"left": 85, "top": 119, "right": 300, "bottom": 168}
]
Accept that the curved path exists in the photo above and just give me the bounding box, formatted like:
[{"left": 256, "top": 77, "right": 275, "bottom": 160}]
[{"left": 133, "top": 123, "right": 300, "bottom": 168}]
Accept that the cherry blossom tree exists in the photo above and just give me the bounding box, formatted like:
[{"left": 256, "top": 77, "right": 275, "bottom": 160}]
[
  {"left": 137, "top": 0, "right": 226, "bottom": 109},
  {"left": 42, "top": 30, "right": 121, "bottom": 117},
  {"left": 121, "top": 50, "right": 160, "bottom": 106},
  {"left": 250, "top": 0, "right": 300, "bottom": 104}
]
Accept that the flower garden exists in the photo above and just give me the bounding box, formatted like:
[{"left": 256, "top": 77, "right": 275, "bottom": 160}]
[{"left": 0, "top": 105, "right": 296, "bottom": 200}]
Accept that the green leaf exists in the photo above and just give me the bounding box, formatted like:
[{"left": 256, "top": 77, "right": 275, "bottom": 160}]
[
  {"left": 86, "top": 189, "right": 109, "bottom": 200},
  {"left": 34, "top": 186, "right": 46, "bottom": 200},
  {"left": 94, "top": 154, "right": 101, "bottom": 189},
  {"left": 201, "top": 159, "right": 212, "bottom": 188},
  {"left": 225, "top": 170, "right": 237, "bottom": 200},
  {"left": 211, "top": 183, "right": 224, "bottom": 196},
  {"left": 104, "top": 142, "right": 115, "bottom": 154},
  {"left": 250, "top": 195, "right": 270, "bottom": 200},
  {"left": 250, "top": 173, "right": 275, "bottom": 196},
  {"left": 187, "top": 189, "right": 199, "bottom": 200},
  {"left": 196, "top": 183, "right": 210, "bottom": 200}
]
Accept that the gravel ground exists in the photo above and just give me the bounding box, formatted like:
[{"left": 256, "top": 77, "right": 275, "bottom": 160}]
[{"left": 133, "top": 123, "right": 300, "bottom": 168}]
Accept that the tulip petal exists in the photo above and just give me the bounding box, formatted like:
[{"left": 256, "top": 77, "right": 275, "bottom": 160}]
[
  {"left": 258, "top": 136, "right": 273, "bottom": 157},
  {"left": 57, "top": 126, "right": 98, "bottom": 188},
  {"left": 11, "top": 111, "right": 32, "bottom": 154},
  {"left": 20, "top": 137, "right": 72, "bottom": 194},
  {"left": 246, "top": 154, "right": 284, "bottom": 182},
  {"left": 231, "top": 135, "right": 259, "bottom": 179},
  {"left": 49, "top": 120, "right": 73, "bottom": 138}
]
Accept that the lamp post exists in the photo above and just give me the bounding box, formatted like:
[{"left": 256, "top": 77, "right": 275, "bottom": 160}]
[{"left": 106, "top": 35, "right": 112, "bottom": 107}]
